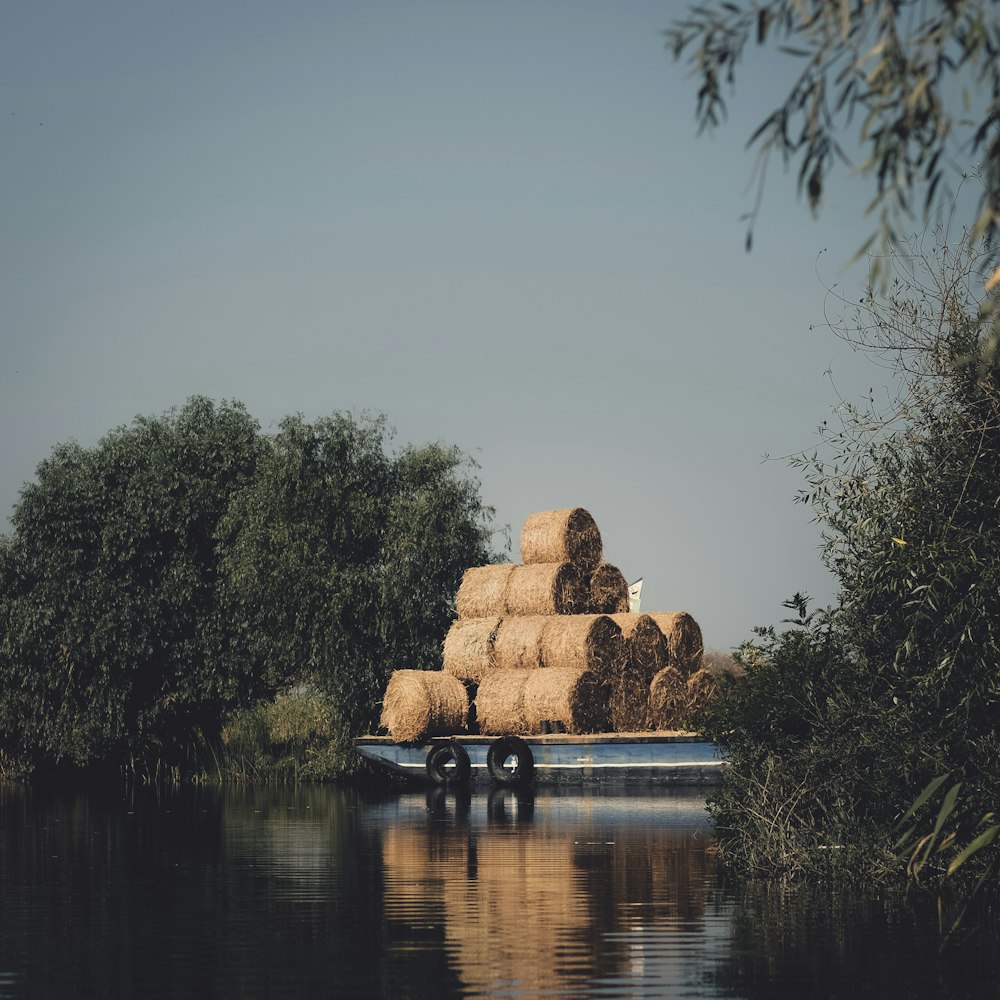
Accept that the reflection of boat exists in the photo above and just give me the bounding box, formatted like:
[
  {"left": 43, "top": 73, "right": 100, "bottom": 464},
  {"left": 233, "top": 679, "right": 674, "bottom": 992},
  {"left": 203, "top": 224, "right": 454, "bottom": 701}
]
[{"left": 354, "top": 732, "right": 724, "bottom": 787}]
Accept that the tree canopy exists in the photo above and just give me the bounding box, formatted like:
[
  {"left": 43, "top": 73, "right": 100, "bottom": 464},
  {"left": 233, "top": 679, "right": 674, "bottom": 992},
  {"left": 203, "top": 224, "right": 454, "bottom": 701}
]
[
  {"left": 666, "top": 1, "right": 1000, "bottom": 267},
  {"left": 0, "top": 399, "right": 500, "bottom": 776}
]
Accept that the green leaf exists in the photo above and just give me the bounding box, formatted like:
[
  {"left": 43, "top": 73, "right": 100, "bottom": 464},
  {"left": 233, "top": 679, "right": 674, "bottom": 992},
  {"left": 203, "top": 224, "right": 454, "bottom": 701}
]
[{"left": 947, "top": 824, "right": 1000, "bottom": 875}]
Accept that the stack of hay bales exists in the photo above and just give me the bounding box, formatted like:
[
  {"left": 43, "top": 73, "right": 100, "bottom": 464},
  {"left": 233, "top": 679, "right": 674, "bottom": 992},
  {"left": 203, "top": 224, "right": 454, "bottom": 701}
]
[{"left": 380, "top": 506, "right": 713, "bottom": 743}]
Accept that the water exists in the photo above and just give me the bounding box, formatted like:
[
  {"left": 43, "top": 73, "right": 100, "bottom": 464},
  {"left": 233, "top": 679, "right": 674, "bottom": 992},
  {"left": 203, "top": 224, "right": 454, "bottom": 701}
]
[{"left": 0, "top": 782, "right": 996, "bottom": 999}]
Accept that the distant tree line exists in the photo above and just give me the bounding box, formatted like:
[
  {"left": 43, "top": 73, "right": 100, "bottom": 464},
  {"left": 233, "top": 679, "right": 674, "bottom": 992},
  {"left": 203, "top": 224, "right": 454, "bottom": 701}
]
[{"left": 0, "top": 397, "right": 501, "bottom": 779}]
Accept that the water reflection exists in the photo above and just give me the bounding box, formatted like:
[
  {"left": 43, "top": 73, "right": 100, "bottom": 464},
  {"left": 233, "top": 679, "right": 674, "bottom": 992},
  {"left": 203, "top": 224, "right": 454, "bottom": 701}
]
[
  {"left": 371, "top": 787, "right": 724, "bottom": 998},
  {"left": 1, "top": 782, "right": 998, "bottom": 999}
]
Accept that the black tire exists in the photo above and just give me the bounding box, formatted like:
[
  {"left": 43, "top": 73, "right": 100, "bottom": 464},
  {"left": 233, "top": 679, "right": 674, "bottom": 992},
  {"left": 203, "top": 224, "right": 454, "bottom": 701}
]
[
  {"left": 486, "top": 736, "right": 535, "bottom": 786},
  {"left": 425, "top": 741, "right": 471, "bottom": 786}
]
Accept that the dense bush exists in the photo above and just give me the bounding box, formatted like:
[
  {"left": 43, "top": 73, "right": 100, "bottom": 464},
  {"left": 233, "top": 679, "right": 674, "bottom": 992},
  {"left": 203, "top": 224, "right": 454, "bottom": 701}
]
[
  {"left": 703, "top": 231, "right": 1000, "bottom": 880},
  {"left": 0, "top": 399, "right": 500, "bottom": 778}
]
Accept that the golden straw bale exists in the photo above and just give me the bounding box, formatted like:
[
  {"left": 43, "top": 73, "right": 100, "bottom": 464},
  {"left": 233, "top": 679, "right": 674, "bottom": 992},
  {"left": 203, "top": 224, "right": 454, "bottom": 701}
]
[
  {"left": 647, "top": 612, "right": 705, "bottom": 677},
  {"left": 520, "top": 508, "right": 603, "bottom": 568},
  {"left": 476, "top": 670, "right": 530, "bottom": 735},
  {"left": 685, "top": 667, "right": 719, "bottom": 723},
  {"left": 522, "top": 667, "right": 610, "bottom": 734},
  {"left": 540, "top": 614, "right": 626, "bottom": 679},
  {"left": 455, "top": 564, "right": 516, "bottom": 619},
  {"left": 492, "top": 616, "right": 548, "bottom": 671},
  {"left": 648, "top": 666, "right": 687, "bottom": 731},
  {"left": 442, "top": 617, "right": 501, "bottom": 683},
  {"left": 379, "top": 670, "right": 468, "bottom": 743},
  {"left": 608, "top": 613, "right": 668, "bottom": 684},
  {"left": 502, "top": 562, "right": 586, "bottom": 616},
  {"left": 609, "top": 671, "right": 649, "bottom": 733},
  {"left": 587, "top": 563, "right": 630, "bottom": 614}
]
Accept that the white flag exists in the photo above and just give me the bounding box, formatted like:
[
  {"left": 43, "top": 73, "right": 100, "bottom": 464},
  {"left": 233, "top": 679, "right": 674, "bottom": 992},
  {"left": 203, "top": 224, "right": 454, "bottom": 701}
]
[{"left": 628, "top": 578, "right": 643, "bottom": 614}]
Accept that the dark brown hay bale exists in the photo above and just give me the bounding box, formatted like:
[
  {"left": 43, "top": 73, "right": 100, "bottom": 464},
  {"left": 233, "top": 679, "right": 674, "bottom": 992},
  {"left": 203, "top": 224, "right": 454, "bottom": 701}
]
[
  {"left": 587, "top": 563, "right": 630, "bottom": 614},
  {"left": 648, "top": 666, "right": 687, "bottom": 731},
  {"left": 647, "top": 612, "right": 704, "bottom": 677},
  {"left": 455, "top": 564, "right": 517, "bottom": 619},
  {"left": 685, "top": 668, "right": 719, "bottom": 723},
  {"left": 491, "top": 616, "right": 548, "bottom": 671},
  {"left": 540, "top": 615, "right": 626, "bottom": 679},
  {"left": 476, "top": 670, "right": 530, "bottom": 735},
  {"left": 609, "top": 671, "right": 649, "bottom": 733},
  {"left": 442, "top": 617, "right": 501, "bottom": 684},
  {"left": 502, "top": 562, "right": 586, "bottom": 616},
  {"left": 608, "top": 613, "right": 668, "bottom": 684},
  {"left": 379, "top": 670, "right": 468, "bottom": 743},
  {"left": 520, "top": 508, "right": 603, "bottom": 569},
  {"left": 522, "top": 668, "right": 610, "bottom": 734}
]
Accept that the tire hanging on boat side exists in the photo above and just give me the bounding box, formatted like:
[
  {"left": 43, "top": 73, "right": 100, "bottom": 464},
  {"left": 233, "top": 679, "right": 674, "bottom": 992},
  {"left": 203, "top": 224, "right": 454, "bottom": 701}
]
[
  {"left": 486, "top": 735, "right": 535, "bottom": 786},
  {"left": 426, "top": 740, "right": 472, "bottom": 786}
]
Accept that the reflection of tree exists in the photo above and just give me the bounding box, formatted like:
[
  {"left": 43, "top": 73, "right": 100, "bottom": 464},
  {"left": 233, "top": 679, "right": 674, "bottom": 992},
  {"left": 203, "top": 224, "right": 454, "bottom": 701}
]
[
  {"left": 0, "top": 783, "right": 463, "bottom": 998},
  {"left": 712, "top": 881, "right": 1000, "bottom": 1000}
]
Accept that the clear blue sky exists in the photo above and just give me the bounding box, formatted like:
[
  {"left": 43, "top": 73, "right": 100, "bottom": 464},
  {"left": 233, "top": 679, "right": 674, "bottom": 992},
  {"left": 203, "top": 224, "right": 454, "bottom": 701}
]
[{"left": 3, "top": 1, "right": 892, "bottom": 649}]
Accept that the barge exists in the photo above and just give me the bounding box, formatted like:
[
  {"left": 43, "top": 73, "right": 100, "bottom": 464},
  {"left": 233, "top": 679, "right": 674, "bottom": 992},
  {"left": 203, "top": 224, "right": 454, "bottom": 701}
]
[{"left": 354, "top": 732, "right": 724, "bottom": 787}]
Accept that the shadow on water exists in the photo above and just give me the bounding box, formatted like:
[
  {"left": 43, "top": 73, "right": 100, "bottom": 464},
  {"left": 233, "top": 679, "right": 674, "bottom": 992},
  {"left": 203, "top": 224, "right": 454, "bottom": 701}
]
[{"left": 1, "top": 782, "right": 998, "bottom": 999}]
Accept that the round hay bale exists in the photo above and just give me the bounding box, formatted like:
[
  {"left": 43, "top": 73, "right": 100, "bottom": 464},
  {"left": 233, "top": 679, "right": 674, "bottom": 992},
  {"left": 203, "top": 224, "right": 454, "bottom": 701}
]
[
  {"left": 647, "top": 612, "right": 704, "bottom": 677},
  {"left": 522, "top": 667, "right": 610, "bottom": 734},
  {"left": 608, "top": 613, "right": 668, "bottom": 683},
  {"left": 648, "top": 666, "right": 686, "bottom": 731},
  {"left": 609, "top": 671, "right": 649, "bottom": 733},
  {"left": 540, "top": 615, "right": 626, "bottom": 679},
  {"left": 685, "top": 667, "right": 719, "bottom": 723},
  {"left": 587, "top": 563, "right": 630, "bottom": 614},
  {"left": 379, "top": 670, "right": 468, "bottom": 743},
  {"left": 502, "top": 562, "right": 586, "bottom": 616},
  {"left": 476, "top": 670, "right": 530, "bottom": 735},
  {"left": 455, "top": 564, "right": 517, "bottom": 619},
  {"left": 520, "top": 508, "right": 603, "bottom": 569},
  {"left": 442, "top": 617, "right": 501, "bottom": 684},
  {"left": 492, "top": 616, "right": 548, "bottom": 671}
]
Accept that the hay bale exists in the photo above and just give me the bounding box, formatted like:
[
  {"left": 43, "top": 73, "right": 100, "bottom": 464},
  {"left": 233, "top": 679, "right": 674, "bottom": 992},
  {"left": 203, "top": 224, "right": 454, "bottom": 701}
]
[
  {"left": 502, "top": 562, "right": 586, "bottom": 616},
  {"left": 685, "top": 667, "right": 719, "bottom": 722},
  {"left": 520, "top": 508, "right": 603, "bottom": 568},
  {"left": 608, "top": 613, "right": 668, "bottom": 683},
  {"left": 648, "top": 666, "right": 686, "bottom": 731},
  {"left": 587, "top": 563, "right": 630, "bottom": 614},
  {"left": 379, "top": 670, "right": 468, "bottom": 743},
  {"left": 522, "top": 668, "right": 610, "bottom": 734},
  {"left": 476, "top": 670, "right": 530, "bottom": 735},
  {"left": 647, "top": 612, "right": 704, "bottom": 677},
  {"left": 540, "top": 614, "right": 626, "bottom": 679},
  {"left": 455, "top": 564, "right": 517, "bottom": 618},
  {"left": 492, "top": 616, "right": 548, "bottom": 671},
  {"left": 442, "top": 617, "right": 501, "bottom": 683},
  {"left": 609, "top": 671, "right": 649, "bottom": 733}
]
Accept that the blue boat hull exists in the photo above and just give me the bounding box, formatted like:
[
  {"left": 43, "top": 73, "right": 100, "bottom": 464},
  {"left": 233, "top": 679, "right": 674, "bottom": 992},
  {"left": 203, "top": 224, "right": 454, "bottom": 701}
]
[{"left": 354, "top": 733, "right": 724, "bottom": 786}]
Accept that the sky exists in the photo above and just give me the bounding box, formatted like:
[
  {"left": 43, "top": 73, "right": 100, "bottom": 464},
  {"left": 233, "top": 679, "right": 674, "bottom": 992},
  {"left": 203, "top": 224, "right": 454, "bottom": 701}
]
[{"left": 3, "top": 1, "right": 892, "bottom": 650}]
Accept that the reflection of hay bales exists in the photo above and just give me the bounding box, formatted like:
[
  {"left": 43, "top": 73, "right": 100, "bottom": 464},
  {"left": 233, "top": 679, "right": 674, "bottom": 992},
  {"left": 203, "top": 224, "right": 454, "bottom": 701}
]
[
  {"left": 540, "top": 615, "right": 626, "bottom": 679},
  {"left": 492, "top": 617, "right": 547, "bottom": 671},
  {"left": 379, "top": 670, "right": 468, "bottom": 743},
  {"left": 443, "top": 832, "right": 591, "bottom": 996},
  {"left": 587, "top": 563, "right": 629, "bottom": 614},
  {"left": 477, "top": 668, "right": 610, "bottom": 734},
  {"left": 647, "top": 612, "right": 704, "bottom": 677},
  {"left": 520, "top": 507, "right": 603, "bottom": 568},
  {"left": 685, "top": 667, "right": 719, "bottom": 722},
  {"left": 648, "top": 666, "right": 687, "bottom": 731},
  {"left": 443, "top": 617, "right": 501, "bottom": 683},
  {"left": 503, "top": 563, "right": 586, "bottom": 616},
  {"left": 608, "top": 613, "right": 668, "bottom": 684},
  {"left": 456, "top": 565, "right": 516, "bottom": 618},
  {"left": 609, "top": 671, "right": 648, "bottom": 733}
]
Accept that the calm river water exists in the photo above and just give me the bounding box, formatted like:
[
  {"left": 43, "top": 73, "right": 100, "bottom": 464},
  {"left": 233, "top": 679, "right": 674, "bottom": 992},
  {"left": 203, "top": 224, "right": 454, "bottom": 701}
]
[{"left": 0, "top": 782, "right": 997, "bottom": 999}]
